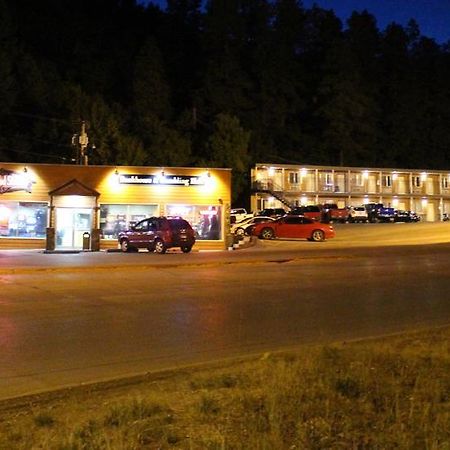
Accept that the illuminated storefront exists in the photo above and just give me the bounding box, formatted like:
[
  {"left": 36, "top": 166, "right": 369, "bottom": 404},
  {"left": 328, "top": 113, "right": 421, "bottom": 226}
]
[{"left": 0, "top": 163, "right": 231, "bottom": 251}]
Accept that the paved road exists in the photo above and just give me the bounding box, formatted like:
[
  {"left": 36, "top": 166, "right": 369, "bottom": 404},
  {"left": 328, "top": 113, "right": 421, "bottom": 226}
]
[{"left": 0, "top": 223, "right": 449, "bottom": 400}]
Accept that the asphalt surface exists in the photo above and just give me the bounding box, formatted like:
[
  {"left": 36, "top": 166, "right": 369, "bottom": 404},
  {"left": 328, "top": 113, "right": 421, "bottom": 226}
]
[{"left": 0, "top": 222, "right": 449, "bottom": 400}]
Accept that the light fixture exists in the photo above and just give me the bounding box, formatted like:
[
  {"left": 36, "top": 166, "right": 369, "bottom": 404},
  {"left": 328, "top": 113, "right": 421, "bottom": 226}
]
[
  {"left": 114, "top": 168, "right": 119, "bottom": 176},
  {"left": 23, "top": 167, "right": 28, "bottom": 173},
  {"left": 420, "top": 172, "right": 427, "bottom": 181}
]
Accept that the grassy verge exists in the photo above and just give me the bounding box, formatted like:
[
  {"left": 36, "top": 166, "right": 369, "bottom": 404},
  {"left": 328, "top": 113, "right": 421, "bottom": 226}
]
[{"left": 0, "top": 326, "right": 449, "bottom": 449}]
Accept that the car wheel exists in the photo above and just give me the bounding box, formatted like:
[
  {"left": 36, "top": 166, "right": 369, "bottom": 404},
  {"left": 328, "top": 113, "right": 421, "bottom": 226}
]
[
  {"left": 311, "top": 229, "right": 325, "bottom": 242},
  {"left": 181, "top": 245, "right": 192, "bottom": 253},
  {"left": 260, "top": 227, "right": 275, "bottom": 239},
  {"left": 120, "top": 239, "right": 130, "bottom": 252},
  {"left": 235, "top": 227, "right": 245, "bottom": 236},
  {"left": 154, "top": 239, "right": 167, "bottom": 254}
]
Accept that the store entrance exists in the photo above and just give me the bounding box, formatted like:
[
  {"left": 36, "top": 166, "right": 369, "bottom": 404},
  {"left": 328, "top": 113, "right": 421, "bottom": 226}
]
[{"left": 56, "top": 208, "right": 92, "bottom": 249}]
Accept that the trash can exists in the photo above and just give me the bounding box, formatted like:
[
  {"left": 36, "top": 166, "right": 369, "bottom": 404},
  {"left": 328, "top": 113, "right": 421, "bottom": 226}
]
[{"left": 82, "top": 232, "right": 91, "bottom": 251}]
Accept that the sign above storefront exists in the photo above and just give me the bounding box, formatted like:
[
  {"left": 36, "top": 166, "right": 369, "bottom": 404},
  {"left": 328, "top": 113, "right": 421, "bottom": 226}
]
[
  {"left": 119, "top": 174, "right": 205, "bottom": 187},
  {"left": 0, "top": 168, "right": 34, "bottom": 194}
]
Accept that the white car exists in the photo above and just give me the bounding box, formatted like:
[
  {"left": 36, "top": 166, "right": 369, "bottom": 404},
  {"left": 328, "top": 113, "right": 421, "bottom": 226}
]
[
  {"left": 231, "top": 216, "right": 275, "bottom": 236},
  {"left": 349, "top": 206, "right": 369, "bottom": 223},
  {"left": 230, "top": 208, "right": 253, "bottom": 223}
]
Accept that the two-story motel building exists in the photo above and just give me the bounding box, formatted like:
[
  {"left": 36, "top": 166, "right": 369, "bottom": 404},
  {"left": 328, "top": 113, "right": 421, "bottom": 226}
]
[{"left": 251, "top": 163, "right": 450, "bottom": 222}]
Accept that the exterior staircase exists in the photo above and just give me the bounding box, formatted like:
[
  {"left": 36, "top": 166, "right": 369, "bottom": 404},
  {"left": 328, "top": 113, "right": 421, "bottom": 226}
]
[{"left": 251, "top": 178, "right": 294, "bottom": 210}]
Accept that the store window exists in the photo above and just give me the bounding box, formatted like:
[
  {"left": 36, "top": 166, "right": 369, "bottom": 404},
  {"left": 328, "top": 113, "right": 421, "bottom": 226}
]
[
  {"left": 100, "top": 204, "right": 159, "bottom": 239},
  {"left": 166, "top": 204, "right": 222, "bottom": 240},
  {"left": 0, "top": 202, "right": 47, "bottom": 238}
]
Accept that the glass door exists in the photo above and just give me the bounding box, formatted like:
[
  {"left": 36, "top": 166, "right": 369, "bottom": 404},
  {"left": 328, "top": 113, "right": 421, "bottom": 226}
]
[{"left": 56, "top": 208, "right": 92, "bottom": 249}]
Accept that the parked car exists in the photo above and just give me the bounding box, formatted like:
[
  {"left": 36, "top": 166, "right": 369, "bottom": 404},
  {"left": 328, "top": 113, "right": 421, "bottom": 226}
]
[
  {"left": 231, "top": 216, "right": 274, "bottom": 236},
  {"left": 321, "top": 203, "right": 350, "bottom": 223},
  {"left": 251, "top": 215, "right": 335, "bottom": 242},
  {"left": 257, "top": 208, "right": 287, "bottom": 218},
  {"left": 394, "top": 210, "right": 421, "bottom": 222},
  {"left": 230, "top": 208, "right": 253, "bottom": 224},
  {"left": 289, "top": 205, "right": 322, "bottom": 221},
  {"left": 365, "top": 203, "right": 396, "bottom": 222},
  {"left": 118, "top": 216, "right": 195, "bottom": 254},
  {"left": 348, "top": 206, "right": 369, "bottom": 223}
]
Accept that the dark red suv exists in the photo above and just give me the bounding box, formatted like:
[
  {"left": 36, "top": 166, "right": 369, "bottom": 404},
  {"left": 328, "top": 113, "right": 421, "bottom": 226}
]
[{"left": 118, "top": 217, "right": 195, "bottom": 254}]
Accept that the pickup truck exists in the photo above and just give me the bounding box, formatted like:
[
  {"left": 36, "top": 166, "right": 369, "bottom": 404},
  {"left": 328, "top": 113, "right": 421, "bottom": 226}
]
[
  {"left": 365, "top": 203, "right": 396, "bottom": 222},
  {"left": 321, "top": 203, "right": 350, "bottom": 223},
  {"left": 230, "top": 208, "right": 253, "bottom": 224}
]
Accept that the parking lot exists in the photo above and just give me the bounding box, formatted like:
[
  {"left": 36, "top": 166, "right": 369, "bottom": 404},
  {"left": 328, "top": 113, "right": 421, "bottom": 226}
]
[
  {"left": 254, "top": 221, "right": 450, "bottom": 248},
  {"left": 0, "top": 222, "right": 449, "bottom": 274}
]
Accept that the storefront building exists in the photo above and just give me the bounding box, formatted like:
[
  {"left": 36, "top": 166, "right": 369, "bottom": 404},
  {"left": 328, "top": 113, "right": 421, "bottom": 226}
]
[
  {"left": 251, "top": 163, "right": 450, "bottom": 221},
  {"left": 0, "top": 163, "right": 231, "bottom": 251}
]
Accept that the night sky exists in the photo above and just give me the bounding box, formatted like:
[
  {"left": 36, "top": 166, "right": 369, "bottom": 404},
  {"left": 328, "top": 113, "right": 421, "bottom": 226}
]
[{"left": 145, "top": 0, "right": 450, "bottom": 44}]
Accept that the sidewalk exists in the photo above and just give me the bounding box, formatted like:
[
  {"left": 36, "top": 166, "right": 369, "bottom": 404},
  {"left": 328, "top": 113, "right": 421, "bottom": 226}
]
[{"left": 0, "top": 240, "right": 262, "bottom": 274}]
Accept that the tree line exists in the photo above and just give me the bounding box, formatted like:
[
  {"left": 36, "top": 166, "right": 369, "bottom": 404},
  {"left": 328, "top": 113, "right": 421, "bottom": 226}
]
[{"left": 1, "top": 0, "right": 449, "bottom": 202}]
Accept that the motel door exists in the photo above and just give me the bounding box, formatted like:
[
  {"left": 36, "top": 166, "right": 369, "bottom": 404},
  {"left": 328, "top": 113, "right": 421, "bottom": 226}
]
[{"left": 56, "top": 208, "right": 92, "bottom": 249}]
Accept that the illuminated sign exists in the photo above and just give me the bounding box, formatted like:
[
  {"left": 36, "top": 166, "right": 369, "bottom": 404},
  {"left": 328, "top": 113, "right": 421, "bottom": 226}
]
[
  {"left": 0, "top": 168, "right": 34, "bottom": 194},
  {"left": 119, "top": 174, "right": 205, "bottom": 187}
]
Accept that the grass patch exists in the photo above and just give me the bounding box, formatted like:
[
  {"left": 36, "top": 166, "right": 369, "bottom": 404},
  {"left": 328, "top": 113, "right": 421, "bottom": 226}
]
[{"left": 0, "top": 326, "right": 449, "bottom": 449}]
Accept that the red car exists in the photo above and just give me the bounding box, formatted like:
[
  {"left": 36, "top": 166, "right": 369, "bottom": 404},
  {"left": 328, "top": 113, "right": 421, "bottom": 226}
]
[{"left": 251, "top": 215, "right": 335, "bottom": 242}]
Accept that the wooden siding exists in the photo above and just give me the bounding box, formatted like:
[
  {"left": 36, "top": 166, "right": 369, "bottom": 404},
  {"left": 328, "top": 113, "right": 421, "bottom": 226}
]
[{"left": 0, "top": 163, "right": 232, "bottom": 250}]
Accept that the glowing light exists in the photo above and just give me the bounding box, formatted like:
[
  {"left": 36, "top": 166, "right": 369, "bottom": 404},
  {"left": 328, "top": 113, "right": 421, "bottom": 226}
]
[
  {"left": 300, "top": 168, "right": 308, "bottom": 177},
  {"left": 392, "top": 172, "right": 398, "bottom": 180},
  {"left": 420, "top": 172, "right": 427, "bottom": 181},
  {"left": 422, "top": 197, "right": 428, "bottom": 206},
  {"left": 301, "top": 196, "right": 308, "bottom": 204},
  {"left": 363, "top": 170, "right": 369, "bottom": 179},
  {"left": 0, "top": 205, "right": 11, "bottom": 220},
  {"left": 268, "top": 167, "right": 275, "bottom": 177},
  {"left": 107, "top": 169, "right": 122, "bottom": 192},
  {"left": 167, "top": 205, "right": 192, "bottom": 216},
  {"left": 392, "top": 197, "right": 399, "bottom": 207},
  {"left": 363, "top": 196, "right": 369, "bottom": 204}
]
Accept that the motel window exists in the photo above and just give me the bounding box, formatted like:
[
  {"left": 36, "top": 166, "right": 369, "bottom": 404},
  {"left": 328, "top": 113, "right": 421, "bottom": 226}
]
[
  {"left": 382, "top": 175, "right": 392, "bottom": 187},
  {"left": 325, "top": 173, "right": 333, "bottom": 185},
  {"left": 354, "top": 174, "right": 364, "bottom": 186},
  {"left": 413, "top": 176, "right": 421, "bottom": 187},
  {"left": 0, "top": 202, "right": 48, "bottom": 238},
  {"left": 99, "top": 204, "right": 159, "bottom": 239},
  {"left": 442, "top": 177, "right": 449, "bottom": 189},
  {"left": 166, "top": 205, "right": 222, "bottom": 240},
  {"left": 289, "top": 172, "right": 299, "bottom": 184}
]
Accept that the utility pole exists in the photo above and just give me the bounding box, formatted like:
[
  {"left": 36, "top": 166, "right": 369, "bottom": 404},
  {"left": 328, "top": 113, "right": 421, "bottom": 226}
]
[{"left": 72, "top": 121, "right": 89, "bottom": 165}]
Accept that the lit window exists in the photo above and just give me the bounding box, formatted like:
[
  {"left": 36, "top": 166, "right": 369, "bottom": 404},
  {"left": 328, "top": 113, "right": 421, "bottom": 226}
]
[
  {"left": 99, "top": 204, "right": 159, "bottom": 239},
  {"left": 0, "top": 202, "right": 48, "bottom": 238},
  {"left": 289, "top": 172, "right": 299, "bottom": 184},
  {"left": 167, "top": 205, "right": 222, "bottom": 240}
]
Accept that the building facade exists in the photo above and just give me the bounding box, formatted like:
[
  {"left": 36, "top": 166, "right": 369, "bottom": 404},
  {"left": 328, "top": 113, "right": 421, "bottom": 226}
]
[
  {"left": 251, "top": 163, "right": 450, "bottom": 222},
  {"left": 0, "top": 163, "right": 231, "bottom": 251}
]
